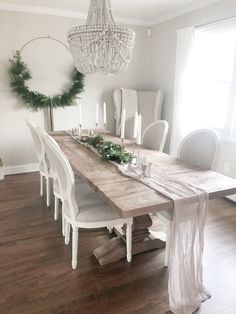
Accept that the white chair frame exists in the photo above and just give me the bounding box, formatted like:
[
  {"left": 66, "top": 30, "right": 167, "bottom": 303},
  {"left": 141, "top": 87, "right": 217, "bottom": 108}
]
[
  {"left": 42, "top": 132, "right": 133, "bottom": 270},
  {"left": 157, "top": 128, "right": 220, "bottom": 267},
  {"left": 142, "top": 120, "right": 169, "bottom": 152},
  {"left": 26, "top": 120, "right": 51, "bottom": 207},
  {"left": 37, "top": 128, "right": 113, "bottom": 237},
  {"left": 36, "top": 127, "right": 63, "bottom": 223},
  {"left": 177, "top": 128, "right": 220, "bottom": 170}
]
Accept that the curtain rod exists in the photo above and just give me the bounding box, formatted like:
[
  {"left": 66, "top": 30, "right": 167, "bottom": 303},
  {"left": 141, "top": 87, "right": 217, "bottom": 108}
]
[{"left": 196, "top": 15, "right": 236, "bottom": 29}]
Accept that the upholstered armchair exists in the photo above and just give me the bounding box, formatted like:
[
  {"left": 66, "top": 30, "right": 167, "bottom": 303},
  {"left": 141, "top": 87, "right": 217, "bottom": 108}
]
[{"left": 113, "top": 88, "right": 168, "bottom": 151}]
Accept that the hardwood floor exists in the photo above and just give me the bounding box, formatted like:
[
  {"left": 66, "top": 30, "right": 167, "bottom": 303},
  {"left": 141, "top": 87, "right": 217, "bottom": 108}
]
[{"left": 0, "top": 172, "right": 236, "bottom": 314}]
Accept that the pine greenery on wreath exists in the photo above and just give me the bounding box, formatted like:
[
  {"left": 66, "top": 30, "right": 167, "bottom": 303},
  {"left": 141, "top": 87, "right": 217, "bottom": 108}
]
[{"left": 9, "top": 51, "right": 85, "bottom": 110}]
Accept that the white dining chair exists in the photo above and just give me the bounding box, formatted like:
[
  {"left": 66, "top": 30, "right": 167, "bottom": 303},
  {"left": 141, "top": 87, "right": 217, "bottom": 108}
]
[
  {"left": 37, "top": 127, "right": 90, "bottom": 239},
  {"left": 26, "top": 119, "right": 51, "bottom": 207},
  {"left": 113, "top": 88, "right": 164, "bottom": 137},
  {"left": 43, "top": 132, "right": 133, "bottom": 270},
  {"left": 142, "top": 120, "right": 169, "bottom": 152},
  {"left": 156, "top": 128, "right": 220, "bottom": 267},
  {"left": 178, "top": 128, "right": 220, "bottom": 170},
  {"left": 37, "top": 127, "right": 113, "bottom": 237},
  {"left": 36, "top": 127, "right": 63, "bottom": 223}
]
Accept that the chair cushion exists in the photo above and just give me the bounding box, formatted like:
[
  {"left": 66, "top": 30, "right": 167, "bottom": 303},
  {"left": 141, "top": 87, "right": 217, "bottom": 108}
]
[
  {"left": 76, "top": 194, "right": 121, "bottom": 223},
  {"left": 64, "top": 179, "right": 121, "bottom": 223}
]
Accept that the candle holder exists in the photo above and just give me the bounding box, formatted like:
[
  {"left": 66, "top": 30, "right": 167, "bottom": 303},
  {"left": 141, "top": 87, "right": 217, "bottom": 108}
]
[
  {"left": 132, "top": 138, "right": 136, "bottom": 155},
  {"left": 76, "top": 127, "right": 82, "bottom": 139},
  {"left": 137, "top": 144, "right": 141, "bottom": 156}
]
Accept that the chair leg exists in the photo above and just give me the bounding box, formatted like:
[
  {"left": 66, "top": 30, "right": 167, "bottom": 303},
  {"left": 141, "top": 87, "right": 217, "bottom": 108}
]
[
  {"left": 126, "top": 221, "right": 132, "bottom": 263},
  {"left": 107, "top": 226, "right": 113, "bottom": 234},
  {"left": 65, "top": 222, "right": 71, "bottom": 245},
  {"left": 54, "top": 196, "right": 59, "bottom": 221},
  {"left": 40, "top": 174, "right": 43, "bottom": 197},
  {"left": 46, "top": 178, "right": 50, "bottom": 207},
  {"left": 164, "top": 227, "right": 171, "bottom": 267},
  {"left": 72, "top": 227, "right": 79, "bottom": 270},
  {"left": 62, "top": 207, "right": 65, "bottom": 236}
]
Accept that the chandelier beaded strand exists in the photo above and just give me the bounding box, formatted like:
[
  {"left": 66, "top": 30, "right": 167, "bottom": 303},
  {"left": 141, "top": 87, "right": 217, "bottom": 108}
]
[{"left": 67, "top": 0, "right": 135, "bottom": 75}]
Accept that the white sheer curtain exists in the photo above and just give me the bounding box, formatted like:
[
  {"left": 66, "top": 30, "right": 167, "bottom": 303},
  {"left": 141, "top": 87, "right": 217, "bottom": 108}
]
[
  {"left": 170, "top": 27, "right": 196, "bottom": 155},
  {"left": 170, "top": 18, "right": 236, "bottom": 156},
  {"left": 194, "top": 18, "right": 236, "bottom": 142}
]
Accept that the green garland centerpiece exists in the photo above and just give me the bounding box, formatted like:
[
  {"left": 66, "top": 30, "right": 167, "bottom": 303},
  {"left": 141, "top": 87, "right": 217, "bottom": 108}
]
[
  {"left": 80, "top": 134, "right": 134, "bottom": 164},
  {"left": 8, "top": 51, "right": 85, "bottom": 111}
]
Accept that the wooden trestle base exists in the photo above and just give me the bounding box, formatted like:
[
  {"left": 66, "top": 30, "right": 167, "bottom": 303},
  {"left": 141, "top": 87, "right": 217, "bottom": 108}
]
[{"left": 93, "top": 214, "right": 166, "bottom": 265}]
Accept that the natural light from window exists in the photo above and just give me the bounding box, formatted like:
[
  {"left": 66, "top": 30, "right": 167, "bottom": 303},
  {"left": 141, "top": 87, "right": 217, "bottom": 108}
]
[{"left": 185, "top": 25, "right": 236, "bottom": 142}]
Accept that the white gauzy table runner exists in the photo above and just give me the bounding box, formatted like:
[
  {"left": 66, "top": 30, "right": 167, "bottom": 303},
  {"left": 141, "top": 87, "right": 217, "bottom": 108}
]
[{"left": 119, "top": 164, "right": 211, "bottom": 314}]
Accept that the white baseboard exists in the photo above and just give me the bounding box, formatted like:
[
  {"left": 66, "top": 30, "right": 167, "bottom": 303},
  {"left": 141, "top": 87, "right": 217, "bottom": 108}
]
[{"left": 4, "top": 163, "right": 39, "bottom": 175}]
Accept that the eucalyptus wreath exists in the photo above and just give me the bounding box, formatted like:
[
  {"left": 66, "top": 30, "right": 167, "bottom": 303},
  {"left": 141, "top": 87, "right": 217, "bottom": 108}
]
[{"left": 9, "top": 51, "right": 85, "bottom": 110}]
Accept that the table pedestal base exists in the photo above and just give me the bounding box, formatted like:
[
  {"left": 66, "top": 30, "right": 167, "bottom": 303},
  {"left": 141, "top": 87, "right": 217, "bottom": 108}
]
[{"left": 93, "top": 214, "right": 165, "bottom": 265}]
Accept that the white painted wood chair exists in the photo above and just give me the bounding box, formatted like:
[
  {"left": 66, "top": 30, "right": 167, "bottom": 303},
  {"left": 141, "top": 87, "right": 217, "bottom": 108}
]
[
  {"left": 26, "top": 120, "right": 51, "bottom": 207},
  {"left": 43, "top": 132, "right": 133, "bottom": 270},
  {"left": 142, "top": 120, "right": 169, "bottom": 152},
  {"left": 157, "top": 129, "right": 220, "bottom": 267},
  {"left": 37, "top": 128, "right": 112, "bottom": 237},
  {"left": 36, "top": 127, "right": 63, "bottom": 223},
  {"left": 37, "top": 127, "right": 89, "bottom": 238}
]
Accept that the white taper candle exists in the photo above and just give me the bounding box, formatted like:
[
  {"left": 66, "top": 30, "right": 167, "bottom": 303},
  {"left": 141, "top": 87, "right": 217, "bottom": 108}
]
[
  {"left": 133, "top": 111, "right": 139, "bottom": 139},
  {"left": 96, "top": 103, "right": 99, "bottom": 125},
  {"left": 103, "top": 102, "right": 107, "bottom": 125},
  {"left": 136, "top": 114, "right": 142, "bottom": 145},
  {"left": 120, "top": 108, "right": 126, "bottom": 139}
]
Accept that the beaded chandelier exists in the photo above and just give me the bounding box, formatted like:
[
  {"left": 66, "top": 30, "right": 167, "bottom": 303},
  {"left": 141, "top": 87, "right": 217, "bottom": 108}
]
[{"left": 67, "top": 0, "right": 135, "bottom": 75}]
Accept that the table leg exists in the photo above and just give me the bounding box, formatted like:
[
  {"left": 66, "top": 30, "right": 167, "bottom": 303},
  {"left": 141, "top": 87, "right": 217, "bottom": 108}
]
[{"left": 93, "top": 214, "right": 165, "bottom": 265}]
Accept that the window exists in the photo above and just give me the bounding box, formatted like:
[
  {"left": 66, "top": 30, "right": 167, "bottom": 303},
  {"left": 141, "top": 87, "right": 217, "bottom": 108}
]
[
  {"left": 188, "top": 22, "right": 236, "bottom": 141},
  {"left": 171, "top": 19, "right": 236, "bottom": 155}
]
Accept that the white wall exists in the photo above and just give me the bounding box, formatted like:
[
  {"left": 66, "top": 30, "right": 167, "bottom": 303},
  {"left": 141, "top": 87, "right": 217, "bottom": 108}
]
[
  {"left": 0, "top": 11, "right": 149, "bottom": 170},
  {"left": 148, "top": 0, "right": 236, "bottom": 178}
]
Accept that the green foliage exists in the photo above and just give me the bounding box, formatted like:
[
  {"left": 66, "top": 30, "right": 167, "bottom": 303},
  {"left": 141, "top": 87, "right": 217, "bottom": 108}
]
[
  {"left": 81, "top": 135, "right": 134, "bottom": 164},
  {"left": 82, "top": 134, "right": 104, "bottom": 148},
  {"left": 9, "top": 51, "right": 85, "bottom": 111}
]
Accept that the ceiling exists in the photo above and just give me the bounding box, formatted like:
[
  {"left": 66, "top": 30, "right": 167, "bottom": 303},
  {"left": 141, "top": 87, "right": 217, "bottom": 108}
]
[{"left": 0, "top": 0, "right": 221, "bottom": 25}]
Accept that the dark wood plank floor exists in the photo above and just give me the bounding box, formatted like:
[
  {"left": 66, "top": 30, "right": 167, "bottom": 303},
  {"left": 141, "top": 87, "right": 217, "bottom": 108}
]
[{"left": 0, "top": 172, "right": 236, "bottom": 314}]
